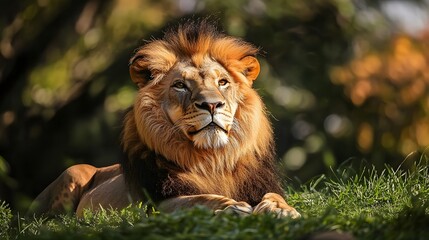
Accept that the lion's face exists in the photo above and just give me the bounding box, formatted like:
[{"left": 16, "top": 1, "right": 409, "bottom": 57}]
[{"left": 163, "top": 57, "right": 239, "bottom": 149}]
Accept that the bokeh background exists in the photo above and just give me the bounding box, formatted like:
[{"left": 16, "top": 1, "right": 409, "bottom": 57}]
[{"left": 1, "top": 0, "right": 429, "bottom": 212}]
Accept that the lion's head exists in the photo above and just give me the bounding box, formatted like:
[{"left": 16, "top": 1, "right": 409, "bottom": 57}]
[{"left": 122, "top": 20, "right": 273, "bottom": 175}]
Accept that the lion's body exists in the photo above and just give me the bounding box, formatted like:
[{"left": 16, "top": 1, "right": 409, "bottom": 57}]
[{"left": 29, "top": 20, "right": 300, "bottom": 218}]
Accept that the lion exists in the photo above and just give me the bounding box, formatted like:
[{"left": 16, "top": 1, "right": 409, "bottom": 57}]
[{"left": 28, "top": 20, "right": 300, "bottom": 219}]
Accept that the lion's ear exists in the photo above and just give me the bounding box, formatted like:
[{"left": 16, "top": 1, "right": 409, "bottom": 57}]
[
  {"left": 241, "top": 56, "right": 260, "bottom": 82},
  {"left": 129, "top": 54, "right": 153, "bottom": 88}
]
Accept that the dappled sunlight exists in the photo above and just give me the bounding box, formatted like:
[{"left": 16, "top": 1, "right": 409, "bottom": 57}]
[
  {"left": 1, "top": 112, "right": 15, "bottom": 127},
  {"left": 304, "top": 134, "right": 324, "bottom": 154},
  {"left": 324, "top": 114, "right": 352, "bottom": 138},
  {"left": 357, "top": 122, "right": 373, "bottom": 153},
  {"left": 104, "top": 86, "right": 136, "bottom": 113},
  {"left": 273, "top": 85, "right": 316, "bottom": 111},
  {"left": 331, "top": 34, "right": 429, "bottom": 156},
  {"left": 415, "top": 119, "right": 429, "bottom": 146},
  {"left": 332, "top": 35, "right": 429, "bottom": 107},
  {"left": 107, "top": 0, "right": 167, "bottom": 39},
  {"left": 17, "top": 0, "right": 169, "bottom": 118},
  {"left": 282, "top": 146, "right": 307, "bottom": 171}
]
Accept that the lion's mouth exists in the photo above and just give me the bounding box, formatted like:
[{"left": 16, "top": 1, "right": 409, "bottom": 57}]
[{"left": 188, "top": 122, "right": 228, "bottom": 136}]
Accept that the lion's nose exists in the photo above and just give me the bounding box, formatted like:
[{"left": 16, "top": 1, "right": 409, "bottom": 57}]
[{"left": 195, "top": 101, "right": 225, "bottom": 114}]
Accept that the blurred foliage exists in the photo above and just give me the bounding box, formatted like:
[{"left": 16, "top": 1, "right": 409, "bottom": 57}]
[
  {"left": 331, "top": 35, "right": 429, "bottom": 154},
  {"left": 1, "top": 0, "right": 429, "bottom": 212}
]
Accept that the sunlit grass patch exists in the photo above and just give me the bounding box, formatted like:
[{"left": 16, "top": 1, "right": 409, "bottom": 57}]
[{"left": 2, "top": 163, "right": 429, "bottom": 239}]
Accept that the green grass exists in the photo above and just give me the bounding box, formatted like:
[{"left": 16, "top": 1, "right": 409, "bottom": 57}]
[{"left": 2, "top": 163, "right": 429, "bottom": 239}]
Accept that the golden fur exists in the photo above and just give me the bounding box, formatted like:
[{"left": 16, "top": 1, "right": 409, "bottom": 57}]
[
  {"left": 125, "top": 19, "right": 270, "bottom": 172},
  {"left": 29, "top": 20, "right": 300, "bottom": 218}
]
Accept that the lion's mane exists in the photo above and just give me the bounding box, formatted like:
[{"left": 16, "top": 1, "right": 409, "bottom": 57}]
[{"left": 121, "top": 20, "right": 283, "bottom": 206}]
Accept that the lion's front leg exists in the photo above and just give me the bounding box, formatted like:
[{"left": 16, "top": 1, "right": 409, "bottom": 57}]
[
  {"left": 158, "top": 194, "right": 253, "bottom": 216},
  {"left": 253, "top": 193, "right": 301, "bottom": 218}
]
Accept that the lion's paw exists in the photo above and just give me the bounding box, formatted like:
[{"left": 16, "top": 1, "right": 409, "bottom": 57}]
[
  {"left": 214, "top": 201, "right": 253, "bottom": 217},
  {"left": 253, "top": 193, "right": 301, "bottom": 219}
]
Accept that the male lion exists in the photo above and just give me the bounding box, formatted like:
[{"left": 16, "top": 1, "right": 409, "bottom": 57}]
[{"left": 29, "top": 20, "right": 300, "bottom": 218}]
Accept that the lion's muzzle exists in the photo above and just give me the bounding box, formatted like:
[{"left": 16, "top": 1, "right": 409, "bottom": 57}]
[{"left": 194, "top": 101, "right": 225, "bottom": 114}]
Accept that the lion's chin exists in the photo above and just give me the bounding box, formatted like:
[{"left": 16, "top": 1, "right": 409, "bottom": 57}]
[{"left": 191, "top": 127, "right": 229, "bottom": 149}]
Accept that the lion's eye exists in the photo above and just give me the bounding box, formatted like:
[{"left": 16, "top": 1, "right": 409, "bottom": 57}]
[
  {"left": 172, "top": 81, "right": 187, "bottom": 90},
  {"left": 218, "top": 79, "right": 229, "bottom": 87}
]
